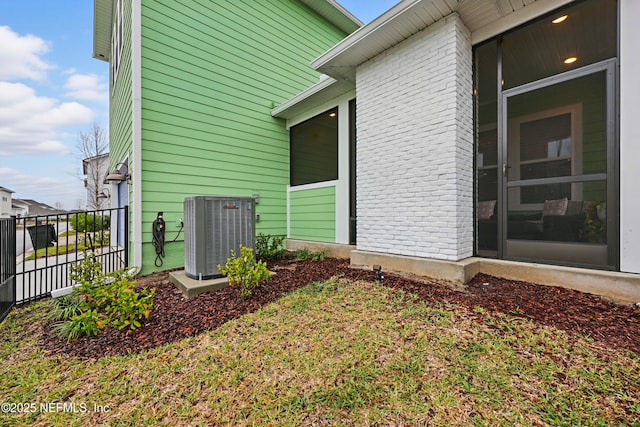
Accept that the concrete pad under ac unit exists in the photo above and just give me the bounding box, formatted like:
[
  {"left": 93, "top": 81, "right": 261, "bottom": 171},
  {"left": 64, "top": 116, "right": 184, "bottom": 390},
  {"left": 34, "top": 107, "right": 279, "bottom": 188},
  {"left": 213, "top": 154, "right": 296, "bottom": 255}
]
[{"left": 168, "top": 270, "right": 229, "bottom": 299}]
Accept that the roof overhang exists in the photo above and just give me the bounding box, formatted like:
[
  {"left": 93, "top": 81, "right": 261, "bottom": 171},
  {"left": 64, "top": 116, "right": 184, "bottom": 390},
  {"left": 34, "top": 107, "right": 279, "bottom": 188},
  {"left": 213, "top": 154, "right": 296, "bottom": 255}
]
[
  {"left": 300, "top": 0, "right": 363, "bottom": 33},
  {"left": 272, "top": 75, "right": 354, "bottom": 119},
  {"left": 93, "top": 0, "right": 113, "bottom": 62},
  {"left": 312, "top": 0, "right": 574, "bottom": 81},
  {"left": 92, "top": 0, "right": 362, "bottom": 63}
]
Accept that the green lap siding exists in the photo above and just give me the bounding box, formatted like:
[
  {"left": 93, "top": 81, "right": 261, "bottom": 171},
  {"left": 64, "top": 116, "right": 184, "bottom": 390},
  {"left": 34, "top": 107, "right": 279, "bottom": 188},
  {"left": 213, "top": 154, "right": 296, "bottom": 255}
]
[
  {"left": 289, "top": 186, "right": 336, "bottom": 243},
  {"left": 135, "top": 0, "right": 348, "bottom": 273}
]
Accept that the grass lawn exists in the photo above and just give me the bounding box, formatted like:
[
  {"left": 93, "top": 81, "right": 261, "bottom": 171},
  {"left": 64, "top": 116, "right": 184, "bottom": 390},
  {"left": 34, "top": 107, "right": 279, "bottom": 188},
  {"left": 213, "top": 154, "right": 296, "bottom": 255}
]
[
  {"left": 25, "top": 243, "right": 86, "bottom": 261},
  {"left": 1, "top": 277, "right": 638, "bottom": 426}
]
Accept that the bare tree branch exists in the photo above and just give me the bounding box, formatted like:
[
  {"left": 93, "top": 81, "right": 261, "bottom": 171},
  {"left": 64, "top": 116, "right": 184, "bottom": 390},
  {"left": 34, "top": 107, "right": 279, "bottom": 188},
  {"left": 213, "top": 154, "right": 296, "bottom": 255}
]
[{"left": 78, "top": 123, "right": 109, "bottom": 210}]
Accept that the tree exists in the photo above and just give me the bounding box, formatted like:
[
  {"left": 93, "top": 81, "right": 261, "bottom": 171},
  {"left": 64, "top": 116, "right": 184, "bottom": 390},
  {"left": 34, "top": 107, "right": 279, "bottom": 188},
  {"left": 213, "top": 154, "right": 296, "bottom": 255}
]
[{"left": 78, "top": 123, "right": 109, "bottom": 210}]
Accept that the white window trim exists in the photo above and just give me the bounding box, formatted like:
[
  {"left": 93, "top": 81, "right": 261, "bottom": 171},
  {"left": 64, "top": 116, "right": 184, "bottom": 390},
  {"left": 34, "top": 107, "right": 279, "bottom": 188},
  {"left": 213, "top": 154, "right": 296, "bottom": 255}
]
[
  {"left": 111, "top": 0, "right": 124, "bottom": 93},
  {"left": 286, "top": 94, "right": 354, "bottom": 244},
  {"left": 507, "top": 103, "right": 583, "bottom": 211}
]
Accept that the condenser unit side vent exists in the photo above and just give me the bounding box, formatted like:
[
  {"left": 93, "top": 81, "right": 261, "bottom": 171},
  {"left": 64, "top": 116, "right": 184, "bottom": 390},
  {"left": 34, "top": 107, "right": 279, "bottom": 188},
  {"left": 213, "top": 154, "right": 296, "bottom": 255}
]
[{"left": 184, "top": 196, "right": 255, "bottom": 280}]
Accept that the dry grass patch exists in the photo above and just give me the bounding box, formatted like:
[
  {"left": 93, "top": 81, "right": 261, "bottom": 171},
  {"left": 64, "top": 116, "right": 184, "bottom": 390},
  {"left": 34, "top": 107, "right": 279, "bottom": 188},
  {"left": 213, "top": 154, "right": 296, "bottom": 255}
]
[{"left": 1, "top": 277, "right": 638, "bottom": 426}]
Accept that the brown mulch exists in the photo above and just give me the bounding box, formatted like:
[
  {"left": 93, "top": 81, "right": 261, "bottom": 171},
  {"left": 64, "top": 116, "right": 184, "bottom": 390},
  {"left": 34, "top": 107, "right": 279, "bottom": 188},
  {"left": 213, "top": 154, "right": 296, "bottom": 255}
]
[{"left": 40, "top": 258, "right": 640, "bottom": 359}]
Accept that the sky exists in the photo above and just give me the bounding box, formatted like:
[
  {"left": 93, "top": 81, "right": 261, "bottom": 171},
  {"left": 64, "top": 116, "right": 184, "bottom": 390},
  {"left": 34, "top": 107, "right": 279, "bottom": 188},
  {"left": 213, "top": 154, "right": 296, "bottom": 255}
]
[{"left": 0, "top": 0, "right": 398, "bottom": 211}]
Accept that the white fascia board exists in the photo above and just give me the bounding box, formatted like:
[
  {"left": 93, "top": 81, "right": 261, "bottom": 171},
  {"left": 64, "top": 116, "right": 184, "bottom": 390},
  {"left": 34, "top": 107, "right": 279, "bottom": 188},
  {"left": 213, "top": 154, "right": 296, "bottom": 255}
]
[
  {"left": 272, "top": 76, "right": 355, "bottom": 120},
  {"left": 286, "top": 89, "right": 355, "bottom": 129},
  {"left": 311, "top": 0, "right": 427, "bottom": 72},
  {"left": 272, "top": 76, "right": 339, "bottom": 117},
  {"left": 324, "top": 0, "right": 363, "bottom": 28},
  {"left": 312, "top": 0, "right": 575, "bottom": 78},
  {"left": 300, "top": 0, "right": 363, "bottom": 33}
]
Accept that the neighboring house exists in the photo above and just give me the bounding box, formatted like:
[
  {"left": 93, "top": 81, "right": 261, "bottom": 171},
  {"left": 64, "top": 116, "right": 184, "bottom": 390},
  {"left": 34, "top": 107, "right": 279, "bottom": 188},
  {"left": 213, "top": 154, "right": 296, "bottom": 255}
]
[
  {"left": 92, "top": 0, "right": 361, "bottom": 274},
  {"left": 82, "top": 153, "right": 110, "bottom": 210},
  {"left": 94, "top": 0, "right": 640, "bottom": 299},
  {"left": 0, "top": 186, "right": 14, "bottom": 218},
  {"left": 14, "top": 199, "right": 66, "bottom": 217},
  {"left": 11, "top": 199, "right": 29, "bottom": 218}
]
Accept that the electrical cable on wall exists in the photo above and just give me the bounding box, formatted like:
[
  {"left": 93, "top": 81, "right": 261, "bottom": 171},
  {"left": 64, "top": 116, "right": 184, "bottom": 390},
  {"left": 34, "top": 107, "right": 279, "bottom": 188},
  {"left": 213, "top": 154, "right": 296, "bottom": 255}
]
[{"left": 152, "top": 212, "right": 183, "bottom": 267}]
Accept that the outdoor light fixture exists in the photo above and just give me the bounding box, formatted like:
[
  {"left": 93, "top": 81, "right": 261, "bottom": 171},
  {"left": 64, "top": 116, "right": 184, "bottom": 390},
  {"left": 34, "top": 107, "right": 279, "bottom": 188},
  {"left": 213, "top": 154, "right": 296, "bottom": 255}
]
[
  {"left": 564, "top": 56, "right": 578, "bottom": 64},
  {"left": 372, "top": 264, "right": 384, "bottom": 281},
  {"left": 552, "top": 15, "right": 568, "bottom": 24},
  {"left": 105, "top": 163, "right": 130, "bottom": 183},
  {"left": 96, "top": 188, "right": 111, "bottom": 200},
  {"left": 329, "top": 112, "right": 337, "bottom": 118}
]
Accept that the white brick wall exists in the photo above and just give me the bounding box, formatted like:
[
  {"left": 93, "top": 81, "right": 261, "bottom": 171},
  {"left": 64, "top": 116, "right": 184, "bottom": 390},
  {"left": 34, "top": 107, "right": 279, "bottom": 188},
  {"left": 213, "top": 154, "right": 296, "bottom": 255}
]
[{"left": 355, "top": 14, "right": 473, "bottom": 261}]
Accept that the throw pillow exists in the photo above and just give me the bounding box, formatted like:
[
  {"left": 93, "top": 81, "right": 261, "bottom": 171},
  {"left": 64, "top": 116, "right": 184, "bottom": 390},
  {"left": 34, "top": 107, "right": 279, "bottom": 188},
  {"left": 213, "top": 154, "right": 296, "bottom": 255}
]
[
  {"left": 477, "top": 200, "right": 496, "bottom": 220},
  {"left": 542, "top": 197, "right": 568, "bottom": 217}
]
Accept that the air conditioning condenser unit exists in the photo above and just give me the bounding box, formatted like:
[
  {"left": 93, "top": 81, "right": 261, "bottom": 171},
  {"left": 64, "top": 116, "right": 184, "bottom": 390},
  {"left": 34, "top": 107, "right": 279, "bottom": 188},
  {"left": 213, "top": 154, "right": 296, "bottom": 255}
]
[{"left": 183, "top": 195, "right": 255, "bottom": 280}]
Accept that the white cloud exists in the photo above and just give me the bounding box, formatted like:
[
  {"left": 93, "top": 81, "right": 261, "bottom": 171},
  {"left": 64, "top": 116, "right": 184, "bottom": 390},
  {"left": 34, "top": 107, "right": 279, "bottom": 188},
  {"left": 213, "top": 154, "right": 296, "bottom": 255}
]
[
  {"left": 0, "top": 167, "right": 84, "bottom": 210},
  {"left": 0, "top": 26, "right": 54, "bottom": 81},
  {"left": 0, "top": 82, "right": 94, "bottom": 156},
  {"left": 64, "top": 73, "right": 108, "bottom": 103}
]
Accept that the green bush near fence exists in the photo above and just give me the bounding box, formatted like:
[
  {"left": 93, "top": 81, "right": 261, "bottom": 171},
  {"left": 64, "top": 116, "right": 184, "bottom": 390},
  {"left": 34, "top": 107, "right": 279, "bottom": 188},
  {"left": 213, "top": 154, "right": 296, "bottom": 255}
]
[{"left": 70, "top": 213, "right": 110, "bottom": 233}]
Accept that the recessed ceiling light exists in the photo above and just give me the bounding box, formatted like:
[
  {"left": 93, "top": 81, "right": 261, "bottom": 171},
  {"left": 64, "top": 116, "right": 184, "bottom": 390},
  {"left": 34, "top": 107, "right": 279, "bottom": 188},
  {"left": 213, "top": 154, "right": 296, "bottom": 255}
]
[
  {"left": 329, "top": 112, "right": 336, "bottom": 118},
  {"left": 564, "top": 56, "right": 578, "bottom": 64},
  {"left": 552, "top": 15, "right": 568, "bottom": 24}
]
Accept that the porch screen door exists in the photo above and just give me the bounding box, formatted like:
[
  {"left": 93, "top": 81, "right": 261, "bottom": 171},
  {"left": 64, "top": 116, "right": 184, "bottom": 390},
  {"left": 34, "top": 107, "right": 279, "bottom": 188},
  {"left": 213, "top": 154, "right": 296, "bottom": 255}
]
[{"left": 501, "top": 60, "right": 615, "bottom": 268}]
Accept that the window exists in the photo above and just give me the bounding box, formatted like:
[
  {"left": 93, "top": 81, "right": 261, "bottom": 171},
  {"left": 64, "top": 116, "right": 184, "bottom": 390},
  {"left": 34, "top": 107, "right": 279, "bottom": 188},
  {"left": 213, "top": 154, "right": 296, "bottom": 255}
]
[
  {"left": 513, "top": 110, "right": 579, "bottom": 205},
  {"left": 290, "top": 108, "right": 338, "bottom": 186},
  {"left": 111, "top": 0, "right": 124, "bottom": 87}
]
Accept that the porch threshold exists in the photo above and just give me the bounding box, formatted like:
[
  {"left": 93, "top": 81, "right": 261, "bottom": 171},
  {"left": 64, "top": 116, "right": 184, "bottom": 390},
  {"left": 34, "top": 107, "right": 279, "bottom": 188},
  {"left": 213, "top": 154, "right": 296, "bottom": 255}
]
[{"left": 350, "top": 250, "right": 640, "bottom": 304}]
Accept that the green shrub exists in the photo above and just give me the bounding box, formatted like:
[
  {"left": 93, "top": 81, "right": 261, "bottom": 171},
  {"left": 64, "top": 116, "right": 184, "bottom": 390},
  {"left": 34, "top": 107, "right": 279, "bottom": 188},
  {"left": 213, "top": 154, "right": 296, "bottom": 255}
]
[
  {"left": 255, "top": 233, "right": 286, "bottom": 261},
  {"left": 50, "top": 294, "right": 85, "bottom": 321},
  {"left": 50, "top": 251, "right": 153, "bottom": 338},
  {"left": 295, "top": 248, "right": 311, "bottom": 261},
  {"left": 295, "top": 248, "right": 329, "bottom": 261},
  {"left": 311, "top": 249, "right": 330, "bottom": 261},
  {"left": 51, "top": 309, "right": 104, "bottom": 341},
  {"left": 105, "top": 278, "right": 155, "bottom": 330},
  {"left": 70, "top": 250, "right": 103, "bottom": 284},
  {"left": 218, "top": 245, "right": 270, "bottom": 298},
  {"left": 70, "top": 212, "right": 110, "bottom": 232}
]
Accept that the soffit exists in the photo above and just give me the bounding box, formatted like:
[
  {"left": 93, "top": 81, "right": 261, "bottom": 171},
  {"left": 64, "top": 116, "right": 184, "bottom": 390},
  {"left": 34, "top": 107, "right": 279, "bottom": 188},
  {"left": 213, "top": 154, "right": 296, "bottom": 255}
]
[
  {"left": 272, "top": 76, "right": 354, "bottom": 120},
  {"left": 312, "top": 0, "right": 574, "bottom": 81},
  {"left": 93, "top": 0, "right": 113, "bottom": 62}
]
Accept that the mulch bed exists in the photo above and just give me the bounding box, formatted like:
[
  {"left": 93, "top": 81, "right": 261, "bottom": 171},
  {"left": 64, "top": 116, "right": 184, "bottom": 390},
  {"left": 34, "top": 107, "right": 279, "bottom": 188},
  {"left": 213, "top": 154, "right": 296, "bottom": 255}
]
[{"left": 40, "top": 258, "right": 640, "bottom": 359}]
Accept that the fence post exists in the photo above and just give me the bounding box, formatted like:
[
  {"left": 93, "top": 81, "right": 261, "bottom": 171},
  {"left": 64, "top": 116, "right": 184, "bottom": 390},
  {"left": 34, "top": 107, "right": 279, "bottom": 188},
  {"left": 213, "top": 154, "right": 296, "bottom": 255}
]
[{"left": 0, "top": 216, "right": 16, "bottom": 322}]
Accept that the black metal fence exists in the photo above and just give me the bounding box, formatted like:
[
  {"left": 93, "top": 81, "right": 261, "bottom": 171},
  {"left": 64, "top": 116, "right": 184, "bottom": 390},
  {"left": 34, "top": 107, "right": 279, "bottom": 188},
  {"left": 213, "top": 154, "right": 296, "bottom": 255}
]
[
  {"left": 14, "top": 207, "right": 128, "bottom": 305},
  {"left": 0, "top": 216, "right": 16, "bottom": 322}
]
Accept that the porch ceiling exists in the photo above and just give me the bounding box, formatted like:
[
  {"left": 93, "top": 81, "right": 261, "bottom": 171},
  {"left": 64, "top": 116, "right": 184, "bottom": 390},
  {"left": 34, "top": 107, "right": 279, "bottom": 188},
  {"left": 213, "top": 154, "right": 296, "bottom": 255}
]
[{"left": 312, "top": 0, "right": 575, "bottom": 81}]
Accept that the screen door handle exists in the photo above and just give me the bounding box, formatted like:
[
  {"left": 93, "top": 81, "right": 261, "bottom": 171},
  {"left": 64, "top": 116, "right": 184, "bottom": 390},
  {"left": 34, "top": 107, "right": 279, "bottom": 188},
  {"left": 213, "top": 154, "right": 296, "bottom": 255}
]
[{"left": 502, "top": 163, "right": 510, "bottom": 177}]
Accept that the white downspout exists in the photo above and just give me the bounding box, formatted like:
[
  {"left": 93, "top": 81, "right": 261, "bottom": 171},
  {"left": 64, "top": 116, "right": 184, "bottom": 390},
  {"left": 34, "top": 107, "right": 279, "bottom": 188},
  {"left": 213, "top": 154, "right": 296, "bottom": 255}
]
[{"left": 131, "top": 0, "right": 143, "bottom": 268}]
